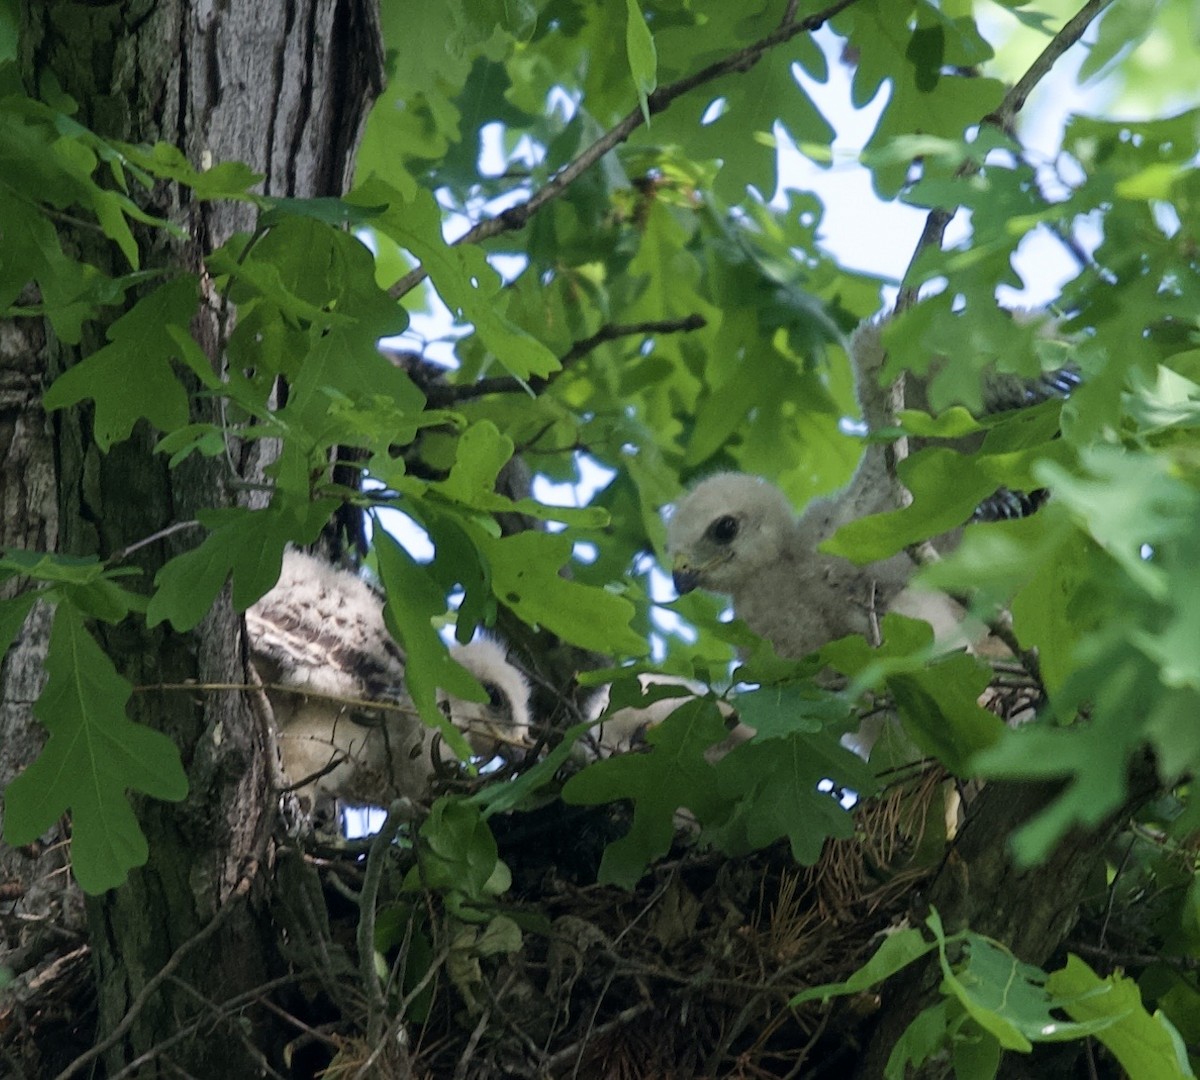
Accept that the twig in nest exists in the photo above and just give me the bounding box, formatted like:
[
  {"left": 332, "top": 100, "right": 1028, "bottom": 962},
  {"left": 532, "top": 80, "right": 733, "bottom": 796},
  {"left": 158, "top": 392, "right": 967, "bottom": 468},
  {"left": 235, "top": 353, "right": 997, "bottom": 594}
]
[
  {"left": 102, "top": 975, "right": 305, "bottom": 1080},
  {"left": 541, "top": 1002, "right": 656, "bottom": 1072}
]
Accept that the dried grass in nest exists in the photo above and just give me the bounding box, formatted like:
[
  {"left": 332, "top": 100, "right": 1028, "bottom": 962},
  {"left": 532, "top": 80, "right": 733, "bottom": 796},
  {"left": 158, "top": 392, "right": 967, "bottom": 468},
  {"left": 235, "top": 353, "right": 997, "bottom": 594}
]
[{"left": 390, "top": 761, "right": 951, "bottom": 1079}]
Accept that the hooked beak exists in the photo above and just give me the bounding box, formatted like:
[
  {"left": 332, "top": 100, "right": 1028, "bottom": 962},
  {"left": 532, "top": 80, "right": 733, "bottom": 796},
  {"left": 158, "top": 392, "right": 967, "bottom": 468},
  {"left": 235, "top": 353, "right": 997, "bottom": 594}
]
[{"left": 671, "top": 558, "right": 701, "bottom": 596}]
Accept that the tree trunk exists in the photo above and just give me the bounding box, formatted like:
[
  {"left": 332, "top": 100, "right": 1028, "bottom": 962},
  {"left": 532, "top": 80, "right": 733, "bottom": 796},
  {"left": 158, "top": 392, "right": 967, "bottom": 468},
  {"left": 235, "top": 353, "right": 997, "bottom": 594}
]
[
  {"left": 0, "top": 298, "right": 85, "bottom": 1019},
  {"left": 6, "top": 3, "right": 383, "bottom": 1074},
  {"left": 855, "top": 756, "right": 1162, "bottom": 1079}
]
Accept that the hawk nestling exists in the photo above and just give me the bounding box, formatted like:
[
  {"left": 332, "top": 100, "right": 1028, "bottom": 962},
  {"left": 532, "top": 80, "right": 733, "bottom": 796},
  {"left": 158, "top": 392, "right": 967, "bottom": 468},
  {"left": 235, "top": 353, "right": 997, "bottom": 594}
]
[
  {"left": 666, "top": 317, "right": 1075, "bottom": 660},
  {"left": 246, "top": 549, "right": 531, "bottom": 817}
]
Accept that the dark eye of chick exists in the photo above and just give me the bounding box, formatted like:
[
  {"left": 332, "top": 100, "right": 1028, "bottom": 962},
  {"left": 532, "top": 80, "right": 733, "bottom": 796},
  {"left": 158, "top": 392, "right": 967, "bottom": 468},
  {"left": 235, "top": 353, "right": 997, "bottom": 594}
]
[
  {"left": 707, "top": 515, "right": 739, "bottom": 544},
  {"left": 482, "top": 682, "right": 504, "bottom": 710}
]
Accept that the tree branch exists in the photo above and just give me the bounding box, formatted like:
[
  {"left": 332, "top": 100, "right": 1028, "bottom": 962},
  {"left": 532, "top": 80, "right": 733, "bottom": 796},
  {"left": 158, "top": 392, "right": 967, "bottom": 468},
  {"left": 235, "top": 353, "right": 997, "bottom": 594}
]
[
  {"left": 357, "top": 800, "right": 414, "bottom": 1048},
  {"left": 419, "top": 314, "right": 707, "bottom": 405},
  {"left": 388, "top": 0, "right": 864, "bottom": 301},
  {"left": 895, "top": 0, "right": 1115, "bottom": 312}
]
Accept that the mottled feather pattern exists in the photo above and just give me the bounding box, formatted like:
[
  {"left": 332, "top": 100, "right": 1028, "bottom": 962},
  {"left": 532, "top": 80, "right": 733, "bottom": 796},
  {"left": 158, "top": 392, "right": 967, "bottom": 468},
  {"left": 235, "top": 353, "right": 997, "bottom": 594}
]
[{"left": 246, "top": 550, "right": 531, "bottom": 820}]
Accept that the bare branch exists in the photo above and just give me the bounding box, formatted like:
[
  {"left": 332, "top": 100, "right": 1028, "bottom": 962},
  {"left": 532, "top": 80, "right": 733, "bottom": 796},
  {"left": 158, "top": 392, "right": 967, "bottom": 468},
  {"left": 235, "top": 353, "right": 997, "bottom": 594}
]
[
  {"left": 420, "top": 314, "right": 707, "bottom": 405},
  {"left": 994, "top": 0, "right": 1114, "bottom": 129},
  {"left": 107, "top": 520, "right": 203, "bottom": 564},
  {"left": 103, "top": 975, "right": 306, "bottom": 1080},
  {"left": 388, "top": 0, "right": 864, "bottom": 301}
]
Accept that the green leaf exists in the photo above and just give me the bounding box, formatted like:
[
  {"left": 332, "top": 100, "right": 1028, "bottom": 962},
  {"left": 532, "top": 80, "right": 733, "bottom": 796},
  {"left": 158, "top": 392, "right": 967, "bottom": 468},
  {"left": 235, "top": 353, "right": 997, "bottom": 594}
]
[
  {"left": 477, "top": 529, "right": 648, "bottom": 656},
  {"left": 146, "top": 503, "right": 333, "bottom": 632},
  {"left": 710, "top": 729, "right": 876, "bottom": 864},
  {"left": 428, "top": 425, "right": 607, "bottom": 525},
  {"left": 0, "top": 590, "right": 38, "bottom": 661},
  {"left": 974, "top": 646, "right": 1156, "bottom": 866},
  {"left": 952, "top": 1026, "right": 1002, "bottom": 1080},
  {"left": 624, "top": 0, "right": 657, "bottom": 124},
  {"left": 1038, "top": 447, "right": 1196, "bottom": 602},
  {"left": 1047, "top": 954, "right": 1196, "bottom": 1079},
  {"left": 0, "top": 187, "right": 84, "bottom": 340},
  {"left": 562, "top": 699, "right": 731, "bottom": 888},
  {"left": 3, "top": 604, "right": 188, "bottom": 893},
  {"left": 41, "top": 277, "right": 201, "bottom": 449},
  {"left": 0, "top": 550, "right": 144, "bottom": 625},
  {"left": 731, "top": 683, "right": 845, "bottom": 740},
  {"left": 475, "top": 912, "right": 522, "bottom": 956},
  {"left": 256, "top": 195, "right": 388, "bottom": 229},
  {"left": 438, "top": 421, "right": 515, "bottom": 507},
  {"left": 471, "top": 718, "right": 597, "bottom": 818},
  {"left": 887, "top": 1001, "right": 953, "bottom": 1080},
  {"left": 114, "top": 141, "right": 262, "bottom": 201},
  {"left": 648, "top": 22, "right": 833, "bottom": 202},
  {"left": 350, "top": 177, "right": 560, "bottom": 380},
  {"left": 791, "top": 926, "right": 936, "bottom": 1005},
  {"left": 410, "top": 797, "right": 501, "bottom": 903},
  {"left": 0, "top": 0, "right": 17, "bottom": 65},
  {"left": 374, "top": 528, "right": 480, "bottom": 754},
  {"left": 928, "top": 911, "right": 1117, "bottom": 1052},
  {"left": 888, "top": 652, "right": 1006, "bottom": 776},
  {"left": 825, "top": 438, "right": 1074, "bottom": 563},
  {"left": 840, "top": 5, "right": 1005, "bottom": 198}
]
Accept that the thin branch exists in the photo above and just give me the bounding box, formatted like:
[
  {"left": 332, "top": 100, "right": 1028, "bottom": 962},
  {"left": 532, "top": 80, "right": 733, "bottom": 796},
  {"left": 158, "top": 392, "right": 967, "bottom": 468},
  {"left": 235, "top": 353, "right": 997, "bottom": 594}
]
[
  {"left": 55, "top": 883, "right": 258, "bottom": 1079},
  {"left": 1072, "top": 941, "right": 1200, "bottom": 974},
  {"left": 351, "top": 940, "right": 454, "bottom": 1080},
  {"left": 995, "top": 0, "right": 1114, "bottom": 128},
  {"left": 134, "top": 680, "right": 426, "bottom": 720},
  {"left": 257, "top": 995, "right": 342, "bottom": 1050},
  {"left": 161, "top": 976, "right": 288, "bottom": 1080},
  {"left": 541, "top": 1003, "right": 655, "bottom": 1072},
  {"left": 895, "top": 0, "right": 1115, "bottom": 312},
  {"left": 357, "top": 800, "right": 415, "bottom": 1048},
  {"left": 388, "top": 0, "right": 864, "bottom": 301},
  {"left": 103, "top": 975, "right": 305, "bottom": 1080},
  {"left": 453, "top": 1003, "right": 494, "bottom": 1080},
  {"left": 55, "top": 743, "right": 277, "bottom": 1080},
  {"left": 106, "top": 520, "right": 202, "bottom": 564},
  {"left": 420, "top": 314, "right": 707, "bottom": 405},
  {"left": 137, "top": 679, "right": 521, "bottom": 762}
]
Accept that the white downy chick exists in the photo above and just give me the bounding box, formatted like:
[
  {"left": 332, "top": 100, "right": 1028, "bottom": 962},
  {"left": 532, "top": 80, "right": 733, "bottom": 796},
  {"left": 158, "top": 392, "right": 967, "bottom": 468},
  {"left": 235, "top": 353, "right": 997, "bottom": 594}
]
[
  {"left": 667, "top": 321, "right": 971, "bottom": 660},
  {"left": 246, "top": 549, "right": 530, "bottom": 819}
]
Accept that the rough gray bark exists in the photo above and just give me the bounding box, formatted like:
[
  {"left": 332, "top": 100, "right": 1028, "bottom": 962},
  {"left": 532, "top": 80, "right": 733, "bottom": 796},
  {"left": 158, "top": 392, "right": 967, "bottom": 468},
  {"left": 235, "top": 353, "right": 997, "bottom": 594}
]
[
  {"left": 4, "top": 2, "right": 384, "bottom": 1075},
  {"left": 0, "top": 300, "right": 84, "bottom": 992}
]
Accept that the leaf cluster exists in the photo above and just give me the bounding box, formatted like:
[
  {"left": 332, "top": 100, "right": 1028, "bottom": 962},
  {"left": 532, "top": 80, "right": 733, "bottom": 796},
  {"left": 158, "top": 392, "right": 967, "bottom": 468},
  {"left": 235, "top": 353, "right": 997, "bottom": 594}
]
[{"left": 4, "top": 1, "right": 1200, "bottom": 1072}]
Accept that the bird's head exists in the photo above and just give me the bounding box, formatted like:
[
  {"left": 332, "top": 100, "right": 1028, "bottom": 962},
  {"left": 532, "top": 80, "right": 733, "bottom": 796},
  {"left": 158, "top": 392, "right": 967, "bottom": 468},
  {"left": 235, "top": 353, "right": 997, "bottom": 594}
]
[
  {"left": 442, "top": 638, "right": 532, "bottom": 759},
  {"left": 665, "top": 472, "right": 797, "bottom": 597}
]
